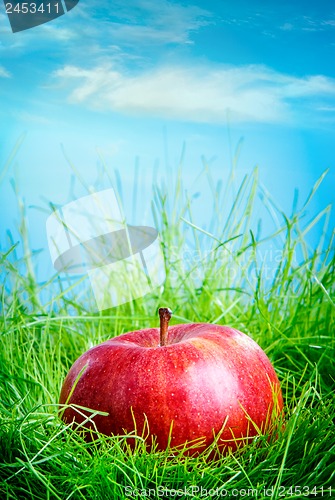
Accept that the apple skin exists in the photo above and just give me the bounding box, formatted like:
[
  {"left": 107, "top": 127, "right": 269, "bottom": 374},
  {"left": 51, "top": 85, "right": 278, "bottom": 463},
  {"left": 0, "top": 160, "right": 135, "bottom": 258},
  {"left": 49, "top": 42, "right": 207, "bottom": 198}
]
[{"left": 59, "top": 323, "right": 283, "bottom": 454}]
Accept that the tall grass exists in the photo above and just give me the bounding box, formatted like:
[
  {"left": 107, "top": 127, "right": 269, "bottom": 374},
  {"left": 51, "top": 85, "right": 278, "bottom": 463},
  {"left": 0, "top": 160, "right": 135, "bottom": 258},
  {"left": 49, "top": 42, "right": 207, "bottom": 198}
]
[{"left": 0, "top": 149, "right": 334, "bottom": 499}]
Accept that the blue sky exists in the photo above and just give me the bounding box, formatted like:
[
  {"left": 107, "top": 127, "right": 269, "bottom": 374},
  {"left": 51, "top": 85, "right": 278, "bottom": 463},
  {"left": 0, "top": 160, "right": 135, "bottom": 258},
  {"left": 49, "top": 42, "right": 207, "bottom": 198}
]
[{"left": 1, "top": 0, "right": 334, "bottom": 286}]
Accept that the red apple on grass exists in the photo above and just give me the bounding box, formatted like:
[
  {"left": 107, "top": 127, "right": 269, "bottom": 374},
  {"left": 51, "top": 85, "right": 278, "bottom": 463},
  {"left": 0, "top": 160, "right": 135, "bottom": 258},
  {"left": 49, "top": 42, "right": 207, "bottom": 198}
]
[{"left": 59, "top": 308, "right": 283, "bottom": 455}]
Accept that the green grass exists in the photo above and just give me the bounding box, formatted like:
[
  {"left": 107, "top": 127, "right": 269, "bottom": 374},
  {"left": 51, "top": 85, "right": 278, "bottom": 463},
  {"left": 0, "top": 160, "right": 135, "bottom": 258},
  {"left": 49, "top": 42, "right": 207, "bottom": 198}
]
[{"left": 1, "top": 158, "right": 334, "bottom": 500}]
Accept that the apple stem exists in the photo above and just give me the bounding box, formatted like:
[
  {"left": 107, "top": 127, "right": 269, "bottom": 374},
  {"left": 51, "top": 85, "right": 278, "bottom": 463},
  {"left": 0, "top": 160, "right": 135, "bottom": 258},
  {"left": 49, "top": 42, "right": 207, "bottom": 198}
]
[{"left": 159, "top": 307, "right": 172, "bottom": 347}]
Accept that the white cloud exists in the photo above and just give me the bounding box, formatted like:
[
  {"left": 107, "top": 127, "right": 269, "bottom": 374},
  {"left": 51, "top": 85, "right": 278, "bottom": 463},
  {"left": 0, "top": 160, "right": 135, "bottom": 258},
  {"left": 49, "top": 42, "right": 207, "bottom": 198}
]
[{"left": 53, "top": 63, "right": 335, "bottom": 125}]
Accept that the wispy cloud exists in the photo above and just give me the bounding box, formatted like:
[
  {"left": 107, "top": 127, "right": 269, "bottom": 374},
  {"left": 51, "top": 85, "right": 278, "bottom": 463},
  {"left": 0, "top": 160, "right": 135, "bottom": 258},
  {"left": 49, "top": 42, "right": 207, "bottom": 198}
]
[
  {"left": 279, "top": 15, "right": 335, "bottom": 33},
  {"left": 279, "top": 22, "right": 294, "bottom": 31},
  {"left": 0, "top": 0, "right": 212, "bottom": 58},
  {"left": 0, "top": 10, "right": 79, "bottom": 55},
  {"left": 53, "top": 63, "right": 335, "bottom": 125},
  {"left": 317, "top": 105, "right": 335, "bottom": 112},
  {"left": 99, "top": 0, "right": 213, "bottom": 46},
  {"left": 0, "top": 66, "right": 11, "bottom": 78},
  {"left": 218, "top": 7, "right": 335, "bottom": 38}
]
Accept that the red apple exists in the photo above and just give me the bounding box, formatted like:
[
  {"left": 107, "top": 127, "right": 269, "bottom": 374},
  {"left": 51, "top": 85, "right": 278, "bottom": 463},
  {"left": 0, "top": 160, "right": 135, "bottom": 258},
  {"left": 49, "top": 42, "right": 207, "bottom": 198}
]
[{"left": 59, "top": 309, "right": 283, "bottom": 454}]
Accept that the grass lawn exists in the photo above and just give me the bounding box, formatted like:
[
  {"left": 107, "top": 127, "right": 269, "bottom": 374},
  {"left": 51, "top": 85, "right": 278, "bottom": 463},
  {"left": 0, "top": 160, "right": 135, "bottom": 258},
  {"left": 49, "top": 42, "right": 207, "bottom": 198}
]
[{"left": 0, "top": 165, "right": 334, "bottom": 499}]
